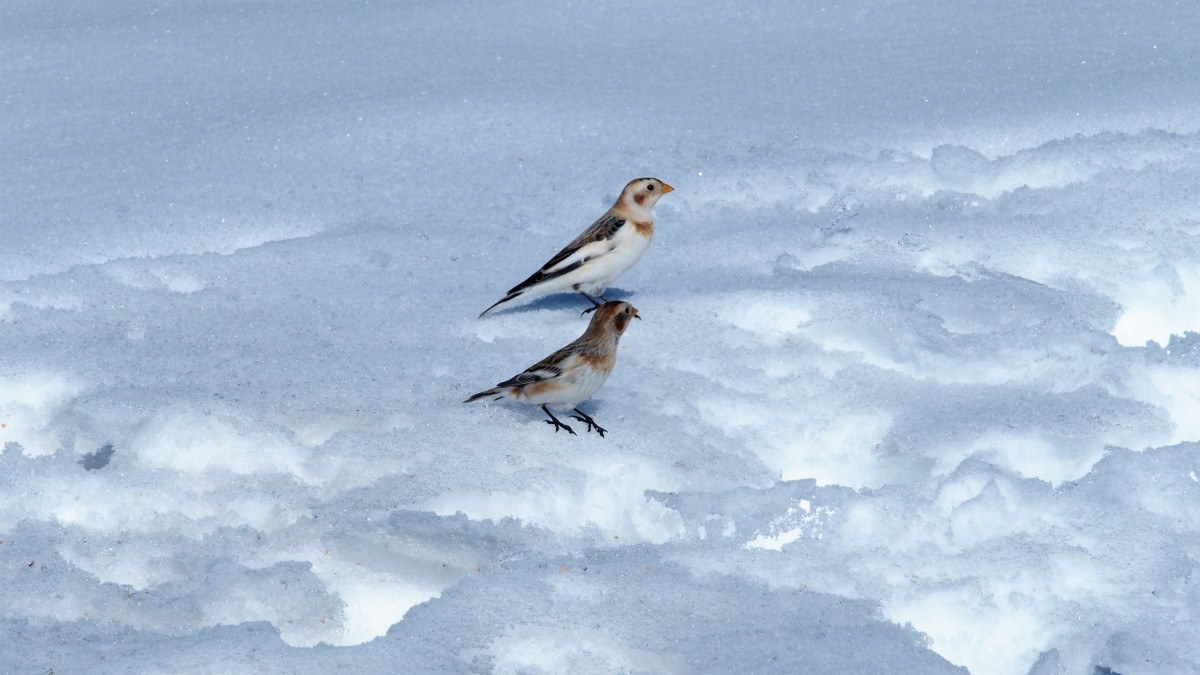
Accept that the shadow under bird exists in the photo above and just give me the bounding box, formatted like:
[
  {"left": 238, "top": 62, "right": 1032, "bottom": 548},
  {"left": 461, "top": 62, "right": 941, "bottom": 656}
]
[
  {"left": 479, "top": 178, "right": 673, "bottom": 317},
  {"left": 464, "top": 301, "right": 640, "bottom": 436}
]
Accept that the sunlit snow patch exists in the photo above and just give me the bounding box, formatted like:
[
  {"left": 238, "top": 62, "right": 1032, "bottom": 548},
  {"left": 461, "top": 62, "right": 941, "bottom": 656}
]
[
  {"left": 276, "top": 409, "right": 414, "bottom": 447},
  {"left": 745, "top": 499, "right": 835, "bottom": 551},
  {"left": 0, "top": 372, "right": 88, "bottom": 457},
  {"left": 1110, "top": 263, "right": 1200, "bottom": 347},
  {"left": 932, "top": 431, "right": 1108, "bottom": 486},
  {"left": 717, "top": 293, "right": 815, "bottom": 346},
  {"left": 698, "top": 397, "right": 894, "bottom": 488},
  {"left": 423, "top": 454, "right": 685, "bottom": 544},
  {"left": 129, "top": 409, "right": 323, "bottom": 484},
  {"left": 1124, "top": 364, "right": 1200, "bottom": 444},
  {"left": 288, "top": 541, "right": 474, "bottom": 647}
]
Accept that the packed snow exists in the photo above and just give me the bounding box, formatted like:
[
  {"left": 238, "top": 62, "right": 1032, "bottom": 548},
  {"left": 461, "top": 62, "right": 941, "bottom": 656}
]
[{"left": 3, "top": 0, "right": 1200, "bottom": 673}]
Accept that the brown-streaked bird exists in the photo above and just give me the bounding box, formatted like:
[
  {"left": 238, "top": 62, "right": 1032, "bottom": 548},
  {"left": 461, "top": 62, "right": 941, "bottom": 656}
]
[
  {"left": 464, "top": 301, "right": 640, "bottom": 436},
  {"left": 479, "top": 178, "right": 673, "bottom": 317}
]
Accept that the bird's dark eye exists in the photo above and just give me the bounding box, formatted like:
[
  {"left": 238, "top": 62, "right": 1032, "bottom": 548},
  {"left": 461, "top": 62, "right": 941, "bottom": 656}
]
[{"left": 647, "top": 184, "right": 655, "bottom": 191}]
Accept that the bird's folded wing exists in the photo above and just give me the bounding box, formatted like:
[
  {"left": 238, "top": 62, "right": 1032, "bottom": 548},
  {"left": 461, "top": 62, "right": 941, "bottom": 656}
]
[
  {"left": 541, "top": 214, "right": 626, "bottom": 272},
  {"left": 500, "top": 215, "right": 626, "bottom": 297},
  {"left": 496, "top": 347, "right": 577, "bottom": 388},
  {"left": 498, "top": 365, "right": 560, "bottom": 388},
  {"left": 542, "top": 238, "right": 615, "bottom": 274}
]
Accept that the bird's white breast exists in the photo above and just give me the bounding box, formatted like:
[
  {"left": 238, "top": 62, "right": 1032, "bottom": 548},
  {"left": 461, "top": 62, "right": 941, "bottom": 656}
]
[{"left": 570, "top": 222, "right": 652, "bottom": 296}]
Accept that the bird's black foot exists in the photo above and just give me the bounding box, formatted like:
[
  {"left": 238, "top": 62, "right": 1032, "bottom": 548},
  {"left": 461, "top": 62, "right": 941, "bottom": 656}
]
[
  {"left": 570, "top": 408, "right": 607, "bottom": 437},
  {"left": 541, "top": 406, "right": 577, "bottom": 435},
  {"left": 578, "top": 293, "right": 608, "bottom": 317},
  {"left": 544, "top": 419, "right": 577, "bottom": 435}
]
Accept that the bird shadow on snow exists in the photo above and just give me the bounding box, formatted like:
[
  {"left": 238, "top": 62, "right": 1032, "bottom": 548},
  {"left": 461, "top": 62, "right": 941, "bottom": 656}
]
[{"left": 481, "top": 288, "right": 636, "bottom": 318}]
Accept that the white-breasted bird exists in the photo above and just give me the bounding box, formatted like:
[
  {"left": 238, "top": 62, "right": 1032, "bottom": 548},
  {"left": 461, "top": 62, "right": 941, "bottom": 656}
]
[
  {"left": 479, "top": 178, "right": 673, "bottom": 317},
  {"left": 464, "top": 301, "right": 640, "bottom": 436}
]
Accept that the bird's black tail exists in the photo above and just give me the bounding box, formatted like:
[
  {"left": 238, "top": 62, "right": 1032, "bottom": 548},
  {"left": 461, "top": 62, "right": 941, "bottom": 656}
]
[
  {"left": 463, "top": 387, "right": 502, "bottom": 403},
  {"left": 479, "top": 259, "right": 585, "bottom": 318},
  {"left": 478, "top": 291, "right": 522, "bottom": 318}
]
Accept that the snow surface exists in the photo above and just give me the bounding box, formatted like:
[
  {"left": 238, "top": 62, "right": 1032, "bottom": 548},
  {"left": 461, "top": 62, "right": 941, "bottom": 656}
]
[{"left": 3, "top": 0, "right": 1200, "bottom": 673}]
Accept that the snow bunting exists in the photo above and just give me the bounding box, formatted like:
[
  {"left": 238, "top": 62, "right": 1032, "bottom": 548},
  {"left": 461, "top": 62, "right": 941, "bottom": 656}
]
[
  {"left": 464, "top": 301, "right": 640, "bottom": 436},
  {"left": 478, "top": 177, "right": 673, "bottom": 317}
]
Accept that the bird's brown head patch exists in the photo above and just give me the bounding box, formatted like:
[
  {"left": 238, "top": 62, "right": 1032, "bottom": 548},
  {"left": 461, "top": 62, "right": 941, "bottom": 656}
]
[
  {"left": 618, "top": 177, "right": 674, "bottom": 212},
  {"left": 612, "top": 302, "right": 639, "bottom": 333}
]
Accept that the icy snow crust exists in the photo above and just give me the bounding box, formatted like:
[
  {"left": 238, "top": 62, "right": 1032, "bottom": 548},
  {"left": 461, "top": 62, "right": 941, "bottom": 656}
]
[{"left": 4, "top": 0, "right": 1200, "bottom": 673}]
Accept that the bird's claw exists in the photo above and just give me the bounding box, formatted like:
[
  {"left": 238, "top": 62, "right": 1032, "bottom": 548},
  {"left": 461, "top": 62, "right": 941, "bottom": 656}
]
[
  {"left": 545, "top": 419, "right": 577, "bottom": 435},
  {"left": 569, "top": 415, "right": 607, "bottom": 438},
  {"left": 578, "top": 292, "right": 607, "bottom": 317}
]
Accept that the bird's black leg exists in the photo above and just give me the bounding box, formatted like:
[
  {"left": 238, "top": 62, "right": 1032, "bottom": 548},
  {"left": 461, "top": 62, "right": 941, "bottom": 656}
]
[
  {"left": 541, "top": 405, "right": 577, "bottom": 435},
  {"left": 569, "top": 407, "right": 607, "bottom": 437},
  {"left": 578, "top": 292, "right": 605, "bottom": 316}
]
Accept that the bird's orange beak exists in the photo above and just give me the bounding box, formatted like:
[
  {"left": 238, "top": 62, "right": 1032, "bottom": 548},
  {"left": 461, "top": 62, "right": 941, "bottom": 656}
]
[{"left": 660, "top": 183, "right": 675, "bottom": 193}]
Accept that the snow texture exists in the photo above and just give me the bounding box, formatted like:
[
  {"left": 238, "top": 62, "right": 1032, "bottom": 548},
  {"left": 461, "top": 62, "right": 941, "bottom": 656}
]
[{"left": 3, "top": 0, "right": 1200, "bottom": 673}]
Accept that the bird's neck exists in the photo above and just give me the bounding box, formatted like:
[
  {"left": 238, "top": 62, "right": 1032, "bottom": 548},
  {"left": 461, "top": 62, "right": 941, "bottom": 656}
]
[
  {"left": 617, "top": 198, "right": 655, "bottom": 222},
  {"left": 579, "top": 329, "right": 620, "bottom": 352}
]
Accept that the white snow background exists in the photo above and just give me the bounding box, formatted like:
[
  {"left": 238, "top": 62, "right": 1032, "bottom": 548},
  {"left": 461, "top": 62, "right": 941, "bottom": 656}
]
[{"left": 3, "top": 0, "right": 1200, "bottom": 673}]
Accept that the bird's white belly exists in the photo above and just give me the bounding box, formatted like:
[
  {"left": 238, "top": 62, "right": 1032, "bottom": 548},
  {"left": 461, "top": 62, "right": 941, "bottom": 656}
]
[
  {"left": 569, "top": 227, "right": 651, "bottom": 296},
  {"left": 523, "top": 363, "right": 612, "bottom": 409}
]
